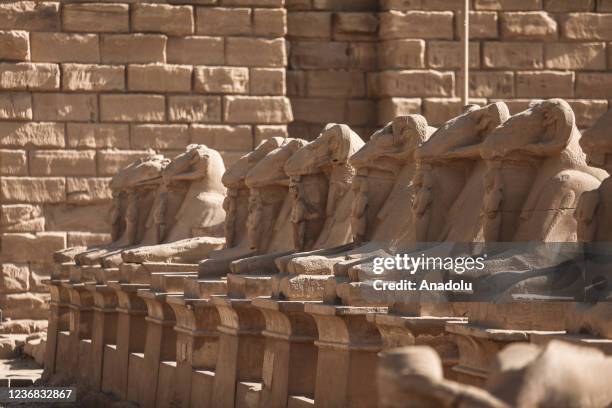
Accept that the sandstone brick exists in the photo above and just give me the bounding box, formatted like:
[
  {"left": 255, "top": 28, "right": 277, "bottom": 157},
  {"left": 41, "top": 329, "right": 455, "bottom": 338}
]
[
  {"left": 66, "top": 232, "right": 110, "bottom": 248},
  {"left": 566, "top": 99, "right": 608, "bottom": 128},
  {"left": 66, "top": 123, "right": 129, "bottom": 149},
  {"left": 45, "top": 203, "right": 109, "bottom": 233},
  {"left": 169, "top": 0, "right": 217, "bottom": 4},
  {"left": 97, "top": 150, "right": 150, "bottom": 176},
  {"left": 0, "top": 2, "right": 60, "bottom": 31},
  {"left": 194, "top": 67, "right": 249, "bottom": 94},
  {"left": 291, "top": 98, "right": 346, "bottom": 124},
  {"left": 168, "top": 96, "right": 222, "bottom": 122},
  {"left": 563, "top": 14, "right": 612, "bottom": 41},
  {"left": 66, "top": 177, "right": 112, "bottom": 204},
  {"left": 378, "top": 98, "right": 422, "bottom": 124},
  {"left": 254, "top": 8, "right": 287, "bottom": 37},
  {"left": 422, "top": 0, "right": 466, "bottom": 9},
  {"left": 191, "top": 125, "right": 253, "bottom": 151},
  {"left": 346, "top": 100, "right": 376, "bottom": 126},
  {"left": 576, "top": 73, "right": 612, "bottom": 98},
  {"left": 545, "top": 42, "right": 606, "bottom": 70},
  {"left": 0, "top": 93, "right": 32, "bottom": 120},
  {"left": 333, "top": 13, "right": 379, "bottom": 41},
  {"left": 462, "top": 71, "right": 515, "bottom": 98},
  {"left": 30, "top": 33, "right": 99, "bottom": 63},
  {"left": 222, "top": 0, "right": 283, "bottom": 6},
  {"left": 475, "top": 0, "right": 542, "bottom": 10},
  {"left": 32, "top": 93, "right": 98, "bottom": 122},
  {"left": 0, "top": 150, "right": 27, "bottom": 176},
  {"left": 254, "top": 125, "right": 288, "bottom": 145},
  {"left": 378, "top": 40, "right": 425, "bottom": 69},
  {"left": 250, "top": 68, "right": 285, "bottom": 95},
  {"left": 128, "top": 64, "right": 192, "bottom": 93},
  {"left": 289, "top": 42, "right": 330, "bottom": 69},
  {"left": 196, "top": 7, "right": 252, "bottom": 36},
  {"left": 312, "top": 0, "right": 377, "bottom": 10},
  {"left": 100, "top": 94, "right": 166, "bottom": 122},
  {"left": 132, "top": 4, "right": 194, "bottom": 36},
  {"left": 483, "top": 42, "right": 543, "bottom": 69},
  {"left": 0, "top": 122, "right": 64, "bottom": 148},
  {"left": 545, "top": 0, "right": 594, "bottom": 12},
  {"left": 287, "top": 12, "right": 332, "bottom": 38},
  {"left": 226, "top": 38, "right": 286, "bottom": 67},
  {"left": 167, "top": 36, "right": 224, "bottom": 65},
  {"left": 423, "top": 97, "right": 486, "bottom": 126},
  {"left": 0, "top": 63, "right": 59, "bottom": 91},
  {"left": 460, "top": 11, "right": 499, "bottom": 39},
  {"left": 428, "top": 41, "right": 480, "bottom": 69},
  {"left": 379, "top": 0, "right": 423, "bottom": 10},
  {"left": 306, "top": 71, "right": 365, "bottom": 97},
  {"left": 501, "top": 12, "right": 558, "bottom": 40},
  {"left": 62, "top": 64, "right": 124, "bottom": 92},
  {"left": 0, "top": 263, "right": 29, "bottom": 294},
  {"left": 1, "top": 232, "right": 66, "bottom": 263},
  {"left": 599, "top": 0, "right": 612, "bottom": 11},
  {"left": 0, "top": 31, "right": 29, "bottom": 61},
  {"left": 63, "top": 3, "right": 129, "bottom": 33},
  {"left": 0, "top": 292, "right": 49, "bottom": 319},
  {"left": 100, "top": 34, "right": 166, "bottom": 64},
  {"left": 516, "top": 71, "right": 574, "bottom": 98},
  {"left": 0, "top": 177, "right": 65, "bottom": 203},
  {"left": 224, "top": 96, "right": 293, "bottom": 123},
  {"left": 377, "top": 70, "right": 454, "bottom": 98},
  {"left": 379, "top": 11, "right": 454, "bottom": 40},
  {"left": 132, "top": 124, "right": 190, "bottom": 149},
  {"left": 287, "top": 0, "right": 312, "bottom": 9},
  {"left": 0, "top": 204, "right": 44, "bottom": 233},
  {"left": 30, "top": 150, "right": 96, "bottom": 177}
]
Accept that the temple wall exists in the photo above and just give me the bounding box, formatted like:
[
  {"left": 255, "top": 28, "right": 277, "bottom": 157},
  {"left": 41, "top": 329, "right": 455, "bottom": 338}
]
[
  {"left": 0, "top": 0, "right": 292, "bottom": 320},
  {"left": 1, "top": 0, "right": 612, "bottom": 319}
]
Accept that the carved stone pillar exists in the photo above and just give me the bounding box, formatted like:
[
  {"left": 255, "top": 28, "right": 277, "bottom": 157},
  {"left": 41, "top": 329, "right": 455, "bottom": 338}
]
[
  {"left": 253, "top": 298, "right": 319, "bottom": 407},
  {"left": 211, "top": 297, "right": 266, "bottom": 408},
  {"left": 305, "top": 303, "right": 386, "bottom": 408},
  {"left": 166, "top": 297, "right": 220, "bottom": 408}
]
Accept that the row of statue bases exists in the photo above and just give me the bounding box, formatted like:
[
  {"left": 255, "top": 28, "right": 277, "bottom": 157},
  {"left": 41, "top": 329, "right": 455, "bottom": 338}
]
[{"left": 46, "top": 99, "right": 612, "bottom": 408}]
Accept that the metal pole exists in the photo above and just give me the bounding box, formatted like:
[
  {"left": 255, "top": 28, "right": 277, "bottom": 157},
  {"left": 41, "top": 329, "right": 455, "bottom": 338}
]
[{"left": 462, "top": 0, "right": 470, "bottom": 106}]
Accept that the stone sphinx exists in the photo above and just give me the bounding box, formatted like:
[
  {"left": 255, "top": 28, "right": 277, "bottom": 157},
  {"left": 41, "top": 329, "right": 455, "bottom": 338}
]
[
  {"left": 378, "top": 341, "right": 612, "bottom": 408},
  {"left": 557, "top": 107, "right": 612, "bottom": 345},
  {"left": 272, "top": 115, "right": 433, "bottom": 303},
  {"left": 119, "top": 144, "right": 227, "bottom": 265},
  {"left": 54, "top": 154, "right": 170, "bottom": 263},
  {"left": 54, "top": 153, "right": 170, "bottom": 263}
]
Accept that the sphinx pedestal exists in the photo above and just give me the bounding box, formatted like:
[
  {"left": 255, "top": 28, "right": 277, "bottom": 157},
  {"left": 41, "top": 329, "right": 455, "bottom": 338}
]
[
  {"left": 211, "top": 295, "right": 266, "bottom": 408},
  {"left": 43, "top": 262, "right": 72, "bottom": 379},
  {"left": 369, "top": 313, "right": 466, "bottom": 379},
  {"left": 252, "top": 297, "right": 319, "bottom": 407},
  {"left": 305, "top": 303, "right": 386, "bottom": 408},
  {"left": 446, "top": 301, "right": 568, "bottom": 385}
]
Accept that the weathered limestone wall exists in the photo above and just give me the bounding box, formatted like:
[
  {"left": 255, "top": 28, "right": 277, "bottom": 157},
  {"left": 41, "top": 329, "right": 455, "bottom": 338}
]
[
  {"left": 0, "top": 0, "right": 292, "bottom": 320},
  {"left": 286, "top": 0, "right": 380, "bottom": 139},
  {"left": 377, "top": 0, "right": 612, "bottom": 127}
]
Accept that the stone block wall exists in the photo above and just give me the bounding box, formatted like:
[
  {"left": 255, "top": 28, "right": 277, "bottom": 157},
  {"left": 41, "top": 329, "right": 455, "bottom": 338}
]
[
  {"left": 286, "top": 0, "right": 380, "bottom": 140},
  {"left": 2, "top": 0, "right": 612, "bottom": 320},
  {"left": 375, "top": 0, "right": 612, "bottom": 128},
  {"left": 0, "top": 0, "right": 292, "bottom": 320}
]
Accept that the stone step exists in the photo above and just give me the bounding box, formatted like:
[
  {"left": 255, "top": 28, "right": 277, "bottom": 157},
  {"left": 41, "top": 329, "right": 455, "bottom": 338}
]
[
  {"left": 227, "top": 273, "right": 273, "bottom": 298},
  {"left": 183, "top": 276, "right": 227, "bottom": 299}
]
